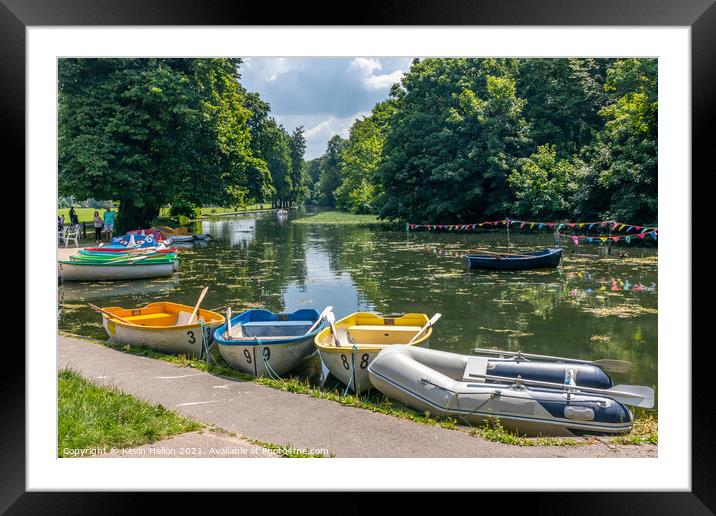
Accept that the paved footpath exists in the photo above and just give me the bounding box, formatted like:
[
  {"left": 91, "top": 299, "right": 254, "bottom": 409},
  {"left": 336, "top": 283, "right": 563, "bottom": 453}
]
[{"left": 58, "top": 336, "right": 657, "bottom": 458}]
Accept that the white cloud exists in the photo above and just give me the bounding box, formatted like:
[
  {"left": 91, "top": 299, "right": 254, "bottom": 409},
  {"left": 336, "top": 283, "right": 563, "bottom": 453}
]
[
  {"left": 348, "top": 57, "right": 382, "bottom": 74},
  {"left": 364, "top": 69, "right": 405, "bottom": 90},
  {"left": 297, "top": 111, "right": 370, "bottom": 159},
  {"left": 347, "top": 58, "right": 407, "bottom": 91}
]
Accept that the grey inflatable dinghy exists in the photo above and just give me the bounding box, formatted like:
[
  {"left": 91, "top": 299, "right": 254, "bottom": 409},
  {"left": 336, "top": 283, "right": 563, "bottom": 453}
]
[{"left": 367, "top": 346, "right": 654, "bottom": 437}]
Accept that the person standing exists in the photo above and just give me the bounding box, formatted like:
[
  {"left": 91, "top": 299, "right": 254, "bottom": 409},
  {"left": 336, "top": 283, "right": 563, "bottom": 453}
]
[
  {"left": 103, "top": 206, "right": 116, "bottom": 241},
  {"left": 69, "top": 206, "right": 78, "bottom": 225},
  {"left": 93, "top": 210, "right": 103, "bottom": 243}
]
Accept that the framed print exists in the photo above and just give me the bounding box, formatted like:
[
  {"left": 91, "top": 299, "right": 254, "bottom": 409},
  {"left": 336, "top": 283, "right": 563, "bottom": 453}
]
[{"left": 6, "top": 0, "right": 713, "bottom": 512}]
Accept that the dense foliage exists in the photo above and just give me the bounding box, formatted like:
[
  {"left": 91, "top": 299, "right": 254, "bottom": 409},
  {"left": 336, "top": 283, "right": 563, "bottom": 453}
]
[
  {"left": 59, "top": 59, "right": 306, "bottom": 230},
  {"left": 311, "top": 58, "right": 657, "bottom": 224}
]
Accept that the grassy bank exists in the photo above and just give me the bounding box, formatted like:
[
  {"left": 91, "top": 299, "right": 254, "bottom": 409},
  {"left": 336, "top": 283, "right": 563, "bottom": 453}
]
[
  {"left": 292, "top": 211, "right": 393, "bottom": 226},
  {"left": 58, "top": 368, "right": 201, "bottom": 456},
  {"left": 58, "top": 204, "right": 274, "bottom": 227},
  {"left": 61, "top": 333, "right": 657, "bottom": 447}
]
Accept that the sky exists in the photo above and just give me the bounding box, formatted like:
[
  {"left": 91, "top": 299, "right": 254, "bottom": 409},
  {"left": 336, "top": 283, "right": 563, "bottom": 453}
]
[{"left": 239, "top": 57, "right": 413, "bottom": 160}]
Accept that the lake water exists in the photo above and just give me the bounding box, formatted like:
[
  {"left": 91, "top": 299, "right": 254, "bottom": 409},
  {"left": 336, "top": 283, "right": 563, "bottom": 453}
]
[{"left": 58, "top": 208, "right": 658, "bottom": 391}]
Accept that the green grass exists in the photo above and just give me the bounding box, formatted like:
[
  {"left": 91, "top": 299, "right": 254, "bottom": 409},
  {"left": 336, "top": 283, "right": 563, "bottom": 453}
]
[
  {"left": 58, "top": 368, "right": 201, "bottom": 457},
  {"left": 611, "top": 410, "right": 658, "bottom": 445},
  {"left": 58, "top": 204, "right": 273, "bottom": 226},
  {"left": 468, "top": 417, "right": 582, "bottom": 446},
  {"left": 57, "top": 207, "right": 101, "bottom": 224},
  {"left": 292, "top": 211, "right": 390, "bottom": 226},
  {"left": 158, "top": 204, "right": 273, "bottom": 220},
  {"left": 60, "top": 333, "right": 657, "bottom": 447}
]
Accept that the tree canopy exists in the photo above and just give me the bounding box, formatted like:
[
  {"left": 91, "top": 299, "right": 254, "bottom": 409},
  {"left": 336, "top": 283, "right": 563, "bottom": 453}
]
[
  {"left": 59, "top": 58, "right": 307, "bottom": 229},
  {"left": 311, "top": 58, "right": 658, "bottom": 224}
]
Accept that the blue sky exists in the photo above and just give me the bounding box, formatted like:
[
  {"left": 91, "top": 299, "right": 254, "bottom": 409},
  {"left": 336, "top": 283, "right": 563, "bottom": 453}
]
[{"left": 239, "top": 58, "right": 413, "bottom": 159}]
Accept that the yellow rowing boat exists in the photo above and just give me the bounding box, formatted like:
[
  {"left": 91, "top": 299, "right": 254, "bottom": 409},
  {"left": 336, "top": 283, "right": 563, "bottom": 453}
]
[
  {"left": 314, "top": 312, "right": 432, "bottom": 393},
  {"left": 100, "top": 301, "right": 225, "bottom": 357}
]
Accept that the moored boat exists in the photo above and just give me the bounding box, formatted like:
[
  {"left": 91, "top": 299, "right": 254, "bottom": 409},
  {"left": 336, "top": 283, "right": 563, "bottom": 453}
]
[
  {"left": 314, "top": 312, "right": 433, "bottom": 393},
  {"left": 463, "top": 247, "right": 562, "bottom": 271},
  {"left": 367, "top": 346, "right": 654, "bottom": 436},
  {"left": 214, "top": 308, "right": 323, "bottom": 377},
  {"left": 79, "top": 247, "right": 178, "bottom": 255},
  {"left": 99, "top": 302, "right": 225, "bottom": 356},
  {"left": 58, "top": 258, "right": 177, "bottom": 281}
]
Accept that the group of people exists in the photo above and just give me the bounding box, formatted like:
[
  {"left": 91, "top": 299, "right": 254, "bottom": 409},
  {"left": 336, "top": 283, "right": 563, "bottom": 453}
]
[{"left": 58, "top": 206, "right": 116, "bottom": 244}]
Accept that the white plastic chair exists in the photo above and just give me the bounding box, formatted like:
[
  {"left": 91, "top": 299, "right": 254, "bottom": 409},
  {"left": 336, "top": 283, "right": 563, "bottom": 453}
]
[{"left": 63, "top": 224, "right": 80, "bottom": 247}]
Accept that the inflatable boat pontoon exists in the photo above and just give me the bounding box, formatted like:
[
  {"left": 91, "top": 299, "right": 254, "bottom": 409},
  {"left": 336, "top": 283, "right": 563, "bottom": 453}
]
[{"left": 368, "top": 346, "right": 654, "bottom": 436}]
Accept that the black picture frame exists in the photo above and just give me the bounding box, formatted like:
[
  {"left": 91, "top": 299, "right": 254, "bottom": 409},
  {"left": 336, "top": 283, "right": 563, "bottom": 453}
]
[{"left": 6, "top": 0, "right": 712, "bottom": 512}]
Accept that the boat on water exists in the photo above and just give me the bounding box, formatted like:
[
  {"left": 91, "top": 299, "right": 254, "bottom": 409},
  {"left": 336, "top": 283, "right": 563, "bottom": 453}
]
[
  {"left": 79, "top": 247, "right": 178, "bottom": 255},
  {"left": 214, "top": 308, "right": 323, "bottom": 377},
  {"left": 58, "top": 255, "right": 178, "bottom": 281},
  {"left": 314, "top": 312, "right": 433, "bottom": 393},
  {"left": 463, "top": 247, "right": 562, "bottom": 271},
  {"left": 367, "top": 346, "right": 654, "bottom": 436},
  {"left": 99, "top": 302, "right": 225, "bottom": 357}
]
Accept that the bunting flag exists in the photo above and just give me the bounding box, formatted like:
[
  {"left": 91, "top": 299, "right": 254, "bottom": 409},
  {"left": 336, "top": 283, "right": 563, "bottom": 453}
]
[
  {"left": 558, "top": 230, "right": 657, "bottom": 244},
  {"left": 408, "top": 217, "right": 657, "bottom": 234}
]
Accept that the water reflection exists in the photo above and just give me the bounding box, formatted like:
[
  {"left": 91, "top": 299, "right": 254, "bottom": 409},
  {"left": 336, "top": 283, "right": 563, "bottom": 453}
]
[{"left": 59, "top": 209, "right": 657, "bottom": 389}]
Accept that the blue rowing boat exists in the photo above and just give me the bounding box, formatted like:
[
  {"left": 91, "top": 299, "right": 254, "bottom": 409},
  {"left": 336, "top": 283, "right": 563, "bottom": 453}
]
[
  {"left": 214, "top": 308, "right": 323, "bottom": 377},
  {"left": 463, "top": 247, "right": 563, "bottom": 270}
]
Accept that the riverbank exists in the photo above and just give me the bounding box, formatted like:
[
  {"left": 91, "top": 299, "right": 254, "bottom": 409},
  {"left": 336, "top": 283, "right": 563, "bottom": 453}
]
[{"left": 58, "top": 334, "right": 656, "bottom": 458}]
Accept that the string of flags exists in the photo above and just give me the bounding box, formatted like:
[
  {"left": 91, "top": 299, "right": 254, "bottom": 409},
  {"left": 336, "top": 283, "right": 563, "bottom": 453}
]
[
  {"left": 560, "top": 230, "right": 657, "bottom": 245},
  {"left": 407, "top": 218, "right": 658, "bottom": 235}
]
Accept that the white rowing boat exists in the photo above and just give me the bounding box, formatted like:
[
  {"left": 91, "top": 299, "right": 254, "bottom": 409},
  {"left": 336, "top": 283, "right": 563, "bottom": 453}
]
[{"left": 58, "top": 260, "right": 176, "bottom": 281}]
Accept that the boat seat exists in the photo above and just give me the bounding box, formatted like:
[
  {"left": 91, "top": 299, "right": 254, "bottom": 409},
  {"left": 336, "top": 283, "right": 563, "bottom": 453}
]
[
  {"left": 463, "top": 356, "right": 489, "bottom": 383},
  {"left": 242, "top": 320, "right": 313, "bottom": 337},
  {"left": 346, "top": 325, "right": 424, "bottom": 345},
  {"left": 124, "top": 312, "right": 175, "bottom": 326}
]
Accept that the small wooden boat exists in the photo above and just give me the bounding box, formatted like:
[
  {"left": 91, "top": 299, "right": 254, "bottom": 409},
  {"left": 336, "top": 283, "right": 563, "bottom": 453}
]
[
  {"left": 314, "top": 312, "right": 432, "bottom": 393},
  {"left": 100, "top": 302, "right": 225, "bottom": 356},
  {"left": 214, "top": 309, "right": 323, "bottom": 377},
  {"left": 79, "top": 247, "right": 178, "bottom": 255},
  {"left": 58, "top": 257, "right": 177, "bottom": 281},
  {"left": 368, "top": 346, "right": 654, "bottom": 436},
  {"left": 463, "top": 248, "right": 563, "bottom": 270}
]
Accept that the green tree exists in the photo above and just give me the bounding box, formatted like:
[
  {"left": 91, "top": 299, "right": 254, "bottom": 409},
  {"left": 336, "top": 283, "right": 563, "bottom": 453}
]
[
  {"left": 260, "top": 121, "right": 293, "bottom": 208},
  {"left": 575, "top": 59, "right": 658, "bottom": 221},
  {"left": 334, "top": 100, "right": 396, "bottom": 214},
  {"left": 375, "top": 58, "right": 530, "bottom": 223},
  {"left": 508, "top": 144, "right": 581, "bottom": 218},
  {"left": 59, "top": 58, "right": 270, "bottom": 231},
  {"left": 517, "top": 58, "right": 611, "bottom": 157},
  {"left": 316, "top": 135, "right": 346, "bottom": 207},
  {"left": 304, "top": 158, "right": 323, "bottom": 204},
  {"left": 288, "top": 126, "right": 307, "bottom": 205}
]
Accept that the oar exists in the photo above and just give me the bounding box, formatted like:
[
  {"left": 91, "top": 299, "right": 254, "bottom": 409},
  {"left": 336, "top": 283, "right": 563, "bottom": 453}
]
[
  {"left": 465, "top": 371, "right": 654, "bottom": 408},
  {"left": 473, "top": 347, "right": 632, "bottom": 374},
  {"left": 407, "top": 313, "right": 442, "bottom": 344},
  {"left": 187, "top": 287, "right": 209, "bottom": 325},
  {"left": 88, "top": 303, "right": 136, "bottom": 326},
  {"left": 303, "top": 306, "right": 333, "bottom": 336},
  {"left": 225, "top": 307, "right": 232, "bottom": 340},
  {"left": 325, "top": 311, "right": 345, "bottom": 346}
]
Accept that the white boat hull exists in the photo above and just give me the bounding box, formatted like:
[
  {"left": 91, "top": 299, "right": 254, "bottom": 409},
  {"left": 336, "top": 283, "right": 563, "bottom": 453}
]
[
  {"left": 218, "top": 336, "right": 316, "bottom": 377},
  {"left": 58, "top": 261, "right": 176, "bottom": 281},
  {"left": 319, "top": 339, "right": 429, "bottom": 394},
  {"left": 102, "top": 318, "right": 221, "bottom": 357}
]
